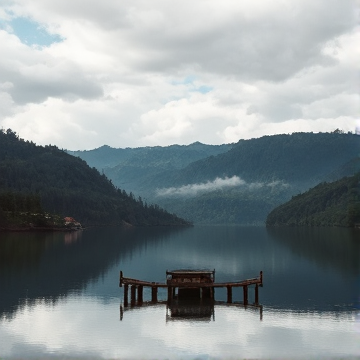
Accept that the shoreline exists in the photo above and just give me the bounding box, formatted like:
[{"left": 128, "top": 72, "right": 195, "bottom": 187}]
[{"left": 0, "top": 226, "right": 83, "bottom": 232}]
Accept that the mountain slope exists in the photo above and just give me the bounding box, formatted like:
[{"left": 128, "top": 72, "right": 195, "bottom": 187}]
[
  {"left": 0, "top": 129, "right": 190, "bottom": 227},
  {"left": 67, "top": 131, "right": 360, "bottom": 225},
  {"left": 151, "top": 132, "right": 360, "bottom": 188},
  {"left": 69, "top": 142, "right": 233, "bottom": 195},
  {"left": 266, "top": 173, "right": 360, "bottom": 227},
  {"left": 144, "top": 132, "right": 360, "bottom": 224}
]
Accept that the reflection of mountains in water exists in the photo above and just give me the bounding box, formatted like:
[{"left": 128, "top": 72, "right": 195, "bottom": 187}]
[
  {"left": 0, "top": 226, "right": 188, "bottom": 319},
  {"left": 267, "top": 227, "right": 360, "bottom": 277}
]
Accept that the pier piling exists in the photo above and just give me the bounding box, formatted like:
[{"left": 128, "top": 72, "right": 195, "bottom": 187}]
[
  {"left": 255, "top": 284, "right": 259, "bottom": 305},
  {"left": 151, "top": 286, "right": 158, "bottom": 302},
  {"left": 131, "top": 285, "right": 136, "bottom": 305},
  {"left": 243, "top": 285, "right": 248, "bottom": 305},
  {"left": 138, "top": 285, "right": 143, "bottom": 303},
  {"left": 119, "top": 271, "right": 123, "bottom": 287},
  {"left": 167, "top": 286, "right": 173, "bottom": 302},
  {"left": 227, "top": 286, "right": 232, "bottom": 303},
  {"left": 124, "top": 284, "right": 129, "bottom": 307}
]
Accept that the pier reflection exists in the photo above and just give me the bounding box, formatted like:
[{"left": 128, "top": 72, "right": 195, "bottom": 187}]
[
  {"left": 167, "top": 298, "right": 214, "bottom": 321},
  {"left": 120, "top": 300, "right": 263, "bottom": 322}
]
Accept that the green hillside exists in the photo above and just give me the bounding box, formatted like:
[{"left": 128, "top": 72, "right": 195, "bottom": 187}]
[
  {"left": 156, "top": 131, "right": 360, "bottom": 188},
  {"left": 266, "top": 173, "right": 360, "bottom": 227},
  {"left": 155, "top": 181, "right": 293, "bottom": 225},
  {"left": 69, "top": 142, "right": 232, "bottom": 195},
  {"left": 68, "top": 131, "right": 360, "bottom": 225},
  {"left": 0, "top": 129, "right": 190, "bottom": 227},
  {"left": 141, "top": 132, "right": 360, "bottom": 224}
]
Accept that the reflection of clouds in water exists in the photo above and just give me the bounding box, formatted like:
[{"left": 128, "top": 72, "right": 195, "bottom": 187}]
[
  {"left": 356, "top": 120, "right": 360, "bottom": 135},
  {"left": 0, "top": 297, "right": 359, "bottom": 359},
  {"left": 356, "top": 310, "right": 360, "bottom": 335}
]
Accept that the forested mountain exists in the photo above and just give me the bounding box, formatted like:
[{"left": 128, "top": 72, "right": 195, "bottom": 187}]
[
  {"left": 0, "top": 129, "right": 190, "bottom": 227},
  {"left": 68, "top": 142, "right": 232, "bottom": 196},
  {"left": 266, "top": 173, "right": 360, "bottom": 227},
  {"left": 326, "top": 157, "right": 360, "bottom": 182},
  {"left": 70, "top": 131, "right": 360, "bottom": 225},
  {"left": 145, "top": 131, "right": 360, "bottom": 189}
]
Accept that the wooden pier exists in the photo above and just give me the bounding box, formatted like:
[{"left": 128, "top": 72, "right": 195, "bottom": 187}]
[{"left": 119, "top": 269, "right": 263, "bottom": 306}]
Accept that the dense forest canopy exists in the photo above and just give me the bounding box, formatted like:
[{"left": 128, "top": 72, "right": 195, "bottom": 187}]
[
  {"left": 266, "top": 173, "right": 360, "bottom": 227},
  {"left": 66, "top": 131, "right": 360, "bottom": 225},
  {"left": 162, "top": 131, "right": 360, "bottom": 187},
  {"left": 72, "top": 131, "right": 359, "bottom": 225},
  {"left": 2, "top": 129, "right": 359, "bottom": 226},
  {"left": 0, "top": 129, "right": 190, "bottom": 227}
]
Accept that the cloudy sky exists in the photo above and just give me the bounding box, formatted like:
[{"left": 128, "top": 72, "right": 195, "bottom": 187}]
[{"left": 0, "top": 0, "right": 358, "bottom": 150}]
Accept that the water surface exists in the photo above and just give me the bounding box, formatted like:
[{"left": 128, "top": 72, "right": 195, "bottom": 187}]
[{"left": 0, "top": 225, "right": 359, "bottom": 359}]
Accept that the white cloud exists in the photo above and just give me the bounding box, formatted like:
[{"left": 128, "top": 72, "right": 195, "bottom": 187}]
[{"left": 0, "top": 0, "right": 358, "bottom": 149}]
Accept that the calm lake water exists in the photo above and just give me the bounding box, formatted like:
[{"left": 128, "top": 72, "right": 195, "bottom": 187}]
[{"left": 0, "top": 225, "right": 359, "bottom": 359}]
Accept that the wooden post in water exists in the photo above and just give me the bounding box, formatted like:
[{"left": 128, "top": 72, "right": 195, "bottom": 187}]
[
  {"left": 131, "top": 285, "right": 136, "bottom": 305},
  {"left": 151, "top": 286, "right": 158, "bottom": 302},
  {"left": 138, "top": 285, "right": 143, "bottom": 303},
  {"left": 119, "top": 271, "right": 123, "bottom": 287},
  {"left": 124, "top": 284, "right": 129, "bottom": 307},
  {"left": 255, "top": 284, "right": 259, "bottom": 305},
  {"left": 243, "top": 285, "right": 248, "bottom": 305},
  {"left": 167, "top": 286, "right": 173, "bottom": 302},
  {"left": 227, "top": 286, "right": 232, "bottom": 303}
]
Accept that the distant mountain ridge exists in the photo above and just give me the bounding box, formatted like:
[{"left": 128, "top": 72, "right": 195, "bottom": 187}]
[
  {"left": 68, "top": 131, "right": 360, "bottom": 225},
  {"left": 68, "top": 142, "right": 233, "bottom": 171}
]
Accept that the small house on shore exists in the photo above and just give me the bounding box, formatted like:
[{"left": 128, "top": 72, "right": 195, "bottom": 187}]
[{"left": 64, "top": 217, "right": 82, "bottom": 230}]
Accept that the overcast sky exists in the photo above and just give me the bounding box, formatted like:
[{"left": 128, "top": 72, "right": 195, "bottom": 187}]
[{"left": 0, "top": 0, "right": 359, "bottom": 150}]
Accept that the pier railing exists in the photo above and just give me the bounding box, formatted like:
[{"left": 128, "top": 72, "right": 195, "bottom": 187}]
[{"left": 119, "top": 270, "right": 263, "bottom": 306}]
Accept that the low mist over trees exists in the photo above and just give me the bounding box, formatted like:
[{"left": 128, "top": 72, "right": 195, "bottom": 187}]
[{"left": 71, "top": 131, "right": 360, "bottom": 225}]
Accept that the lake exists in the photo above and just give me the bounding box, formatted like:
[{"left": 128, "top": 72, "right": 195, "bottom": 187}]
[{"left": 0, "top": 225, "right": 359, "bottom": 359}]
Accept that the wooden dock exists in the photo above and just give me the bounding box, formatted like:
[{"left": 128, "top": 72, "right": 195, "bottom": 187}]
[{"left": 119, "top": 269, "right": 263, "bottom": 306}]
